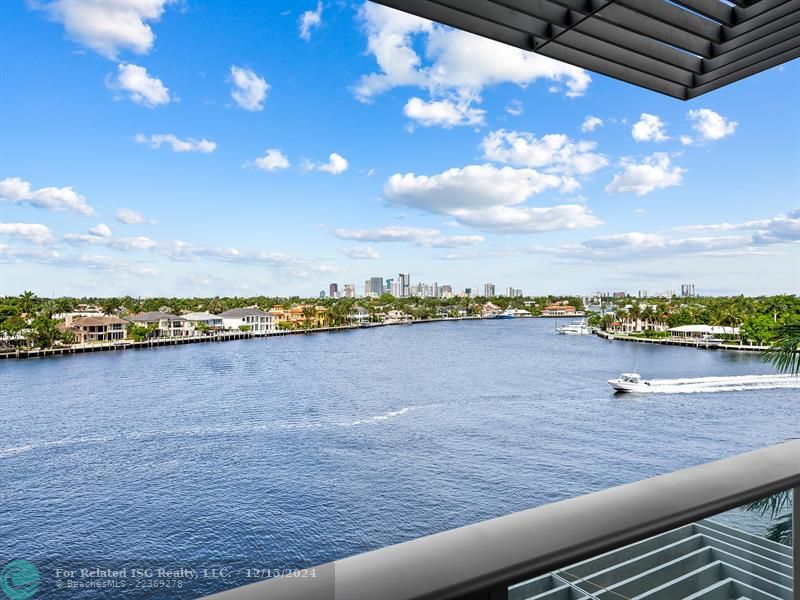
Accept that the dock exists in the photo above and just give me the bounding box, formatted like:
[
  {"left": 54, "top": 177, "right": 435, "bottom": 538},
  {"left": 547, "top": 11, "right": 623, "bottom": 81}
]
[{"left": 594, "top": 330, "right": 770, "bottom": 352}]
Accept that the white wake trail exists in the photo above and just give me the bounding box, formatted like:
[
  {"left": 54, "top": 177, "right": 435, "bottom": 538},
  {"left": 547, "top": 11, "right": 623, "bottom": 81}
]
[{"left": 636, "top": 374, "right": 799, "bottom": 394}]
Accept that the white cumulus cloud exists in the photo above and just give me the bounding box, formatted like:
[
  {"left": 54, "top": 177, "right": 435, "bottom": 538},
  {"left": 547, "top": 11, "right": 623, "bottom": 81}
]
[
  {"left": 252, "top": 149, "right": 290, "bottom": 171},
  {"left": 404, "top": 97, "right": 485, "bottom": 128},
  {"left": 0, "top": 177, "right": 95, "bottom": 216},
  {"left": 632, "top": 113, "right": 669, "bottom": 142},
  {"left": 307, "top": 153, "right": 348, "bottom": 175},
  {"left": 115, "top": 208, "right": 157, "bottom": 225},
  {"left": 134, "top": 133, "right": 216, "bottom": 153},
  {"left": 35, "top": 0, "right": 173, "bottom": 59},
  {"left": 353, "top": 4, "right": 590, "bottom": 126},
  {"left": 64, "top": 233, "right": 160, "bottom": 251},
  {"left": 384, "top": 164, "right": 600, "bottom": 233},
  {"left": 340, "top": 246, "right": 381, "bottom": 260},
  {"left": 674, "top": 208, "right": 799, "bottom": 245},
  {"left": 334, "top": 226, "right": 484, "bottom": 248},
  {"left": 230, "top": 66, "right": 269, "bottom": 111},
  {"left": 107, "top": 63, "right": 171, "bottom": 107},
  {"left": 89, "top": 223, "right": 112, "bottom": 237},
  {"left": 506, "top": 100, "right": 523, "bottom": 116},
  {"left": 481, "top": 129, "right": 608, "bottom": 175},
  {"left": 0, "top": 222, "right": 56, "bottom": 245},
  {"left": 688, "top": 108, "right": 738, "bottom": 141},
  {"left": 605, "top": 153, "right": 685, "bottom": 196},
  {"left": 299, "top": 2, "right": 323, "bottom": 40},
  {"left": 581, "top": 115, "right": 603, "bottom": 132}
]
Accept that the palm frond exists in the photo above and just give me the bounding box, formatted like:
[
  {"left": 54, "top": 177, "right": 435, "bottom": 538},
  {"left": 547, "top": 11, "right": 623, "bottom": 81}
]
[
  {"left": 743, "top": 490, "right": 792, "bottom": 518},
  {"left": 761, "top": 323, "right": 800, "bottom": 375},
  {"left": 765, "top": 514, "right": 793, "bottom": 546},
  {"left": 743, "top": 491, "right": 793, "bottom": 547}
]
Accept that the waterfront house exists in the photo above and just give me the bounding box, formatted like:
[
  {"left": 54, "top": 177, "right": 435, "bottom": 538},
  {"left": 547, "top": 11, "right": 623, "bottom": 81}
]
[
  {"left": 269, "top": 305, "right": 306, "bottom": 328},
  {"left": 181, "top": 312, "right": 224, "bottom": 332},
  {"left": 270, "top": 304, "right": 328, "bottom": 329},
  {"left": 668, "top": 324, "right": 740, "bottom": 339},
  {"left": 541, "top": 303, "right": 582, "bottom": 317},
  {"left": 125, "top": 311, "right": 192, "bottom": 338},
  {"left": 220, "top": 307, "right": 275, "bottom": 334},
  {"left": 481, "top": 302, "right": 502, "bottom": 318},
  {"left": 0, "top": 330, "right": 27, "bottom": 349},
  {"left": 348, "top": 306, "right": 370, "bottom": 324},
  {"left": 384, "top": 310, "right": 412, "bottom": 324},
  {"left": 612, "top": 317, "right": 669, "bottom": 334},
  {"left": 61, "top": 315, "right": 128, "bottom": 343}
]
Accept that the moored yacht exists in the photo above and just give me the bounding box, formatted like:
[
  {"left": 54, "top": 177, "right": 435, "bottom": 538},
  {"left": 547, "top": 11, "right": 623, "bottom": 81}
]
[
  {"left": 496, "top": 308, "right": 531, "bottom": 319},
  {"left": 556, "top": 319, "right": 591, "bottom": 335}
]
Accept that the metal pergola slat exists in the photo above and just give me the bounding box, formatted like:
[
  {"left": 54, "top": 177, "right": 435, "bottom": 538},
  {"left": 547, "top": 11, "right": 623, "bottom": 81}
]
[{"left": 372, "top": 0, "right": 800, "bottom": 99}]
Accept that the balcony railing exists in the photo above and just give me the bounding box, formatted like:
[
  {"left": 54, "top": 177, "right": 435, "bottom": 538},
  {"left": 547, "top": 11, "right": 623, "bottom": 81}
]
[{"left": 204, "top": 440, "right": 800, "bottom": 600}]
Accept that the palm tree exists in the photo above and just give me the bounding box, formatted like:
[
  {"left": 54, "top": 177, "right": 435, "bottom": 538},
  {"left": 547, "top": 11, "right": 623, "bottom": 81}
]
[
  {"left": 54, "top": 297, "right": 75, "bottom": 316},
  {"left": 19, "top": 290, "right": 37, "bottom": 315},
  {"left": 302, "top": 305, "right": 316, "bottom": 329},
  {"left": 99, "top": 298, "right": 121, "bottom": 316},
  {"left": 207, "top": 298, "right": 224, "bottom": 315},
  {"left": 744, "top": 324, "right": 800, "bottom": 544},
  {"left": 39, "top": 299, "right": 56, "bottom": 318}
]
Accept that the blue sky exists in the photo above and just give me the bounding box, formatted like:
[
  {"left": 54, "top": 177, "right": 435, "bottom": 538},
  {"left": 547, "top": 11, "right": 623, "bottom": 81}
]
[{"left": 1, "top": 0, "right": 798, "bottom": 298}]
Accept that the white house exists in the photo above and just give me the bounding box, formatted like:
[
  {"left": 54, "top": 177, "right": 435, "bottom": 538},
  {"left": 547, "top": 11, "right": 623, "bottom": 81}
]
[
  {"left": 384, "top": 310, "right": 412, "bottom": 324},
  {"left": 53, "top": 304, "right": 104, "bottom": 320},
  {"left": 348, "top": 306, "right": 370, "bottom": 324},
  {"left": 220, "top": 308, "right": 275, "bottom": 334},
  {"left": 182, "top": 312, "right": 224, "bottom": 332},
  {"left": 668, "top": 324, "right": 740, "bottom": 339},
  {"left": 125, "top": 311, "right": 193, "bottom": 338}
]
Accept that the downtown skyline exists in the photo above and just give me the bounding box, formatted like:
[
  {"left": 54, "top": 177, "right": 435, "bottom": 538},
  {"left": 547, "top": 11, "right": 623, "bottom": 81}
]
[{"left": 1, "top": 1, "right": 799, "bottom": 298}]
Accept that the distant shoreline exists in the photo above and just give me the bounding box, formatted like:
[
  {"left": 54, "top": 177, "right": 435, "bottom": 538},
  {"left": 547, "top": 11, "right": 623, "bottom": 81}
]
[{"left": 0, "top": 315, "right": 490, "bottom": 361}]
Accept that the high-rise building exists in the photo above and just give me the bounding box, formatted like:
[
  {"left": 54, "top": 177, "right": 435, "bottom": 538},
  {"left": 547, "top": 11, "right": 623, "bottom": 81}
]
[
  {"left": 505, "top": 287, "right": 522, "bottom": 297},
  {"left": 385, "top": 278, "right": 393, "bottom": 294},
  {"left": 399, "top": 273, "right": 411, "bottom": 297},
  {"left": 343, "top": 284, "right": 356, "bottom": 298},
  {"left": 440, "top": 285, "right": 453, "bottom": 296},
  {"left": 465, "top": 287, "right": 473, "bottom": 297},
  {"left": 319, "top": 290, "right": 326, "bottom": 298},
  {"left": 613, "top": 291, "right": 627, "bottom": 298},
  {"left": 365, "top": 276, "right": 384, "bottom": 297},
  {"left": 681, "top": 283, "right": 696, "bottom": 297},
  {"left": 484, "top": 283, "right": 495, "bottom": 297},
  {"left": 329, "top": 283, "right": 339, "bottom": 298},
  {"left": 638, "top": 290, "right": 649, "bottom": 298}
]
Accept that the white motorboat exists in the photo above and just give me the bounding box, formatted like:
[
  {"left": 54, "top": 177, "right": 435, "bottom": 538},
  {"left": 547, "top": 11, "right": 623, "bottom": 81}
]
[
  {"left": 607, "top": 372, "right": 652, "bottom": 392},
  {"left": 557, "top": 319, "right": 591, "bottom": 335}
]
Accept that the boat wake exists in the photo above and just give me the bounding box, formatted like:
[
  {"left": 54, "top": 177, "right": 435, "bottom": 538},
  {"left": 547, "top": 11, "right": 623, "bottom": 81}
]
[
  {"left": 341, "top": 406, "right": 416, "bottom": 427},
  {"left": 0, "top": 406, "right": 419, "bottom": 458},
  {"left": 634, "top": 374, "right": 799, "bottom": 394}
]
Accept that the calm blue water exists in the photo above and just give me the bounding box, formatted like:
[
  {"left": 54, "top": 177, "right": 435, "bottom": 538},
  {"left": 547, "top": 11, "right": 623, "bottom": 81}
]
[{"left": 1, "top": 319, "right": 797, "bottom": 598}]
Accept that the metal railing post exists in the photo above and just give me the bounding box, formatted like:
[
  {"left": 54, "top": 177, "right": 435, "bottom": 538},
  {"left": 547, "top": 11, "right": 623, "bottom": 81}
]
[{"left": 794, "top": 486, "right": 799, "bottom": 600}]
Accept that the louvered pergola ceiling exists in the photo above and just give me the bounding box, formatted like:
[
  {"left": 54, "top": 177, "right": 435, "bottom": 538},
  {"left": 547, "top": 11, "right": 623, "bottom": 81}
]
[{"left": 371, "top": 0, "right": 800, "bottom": 99}]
